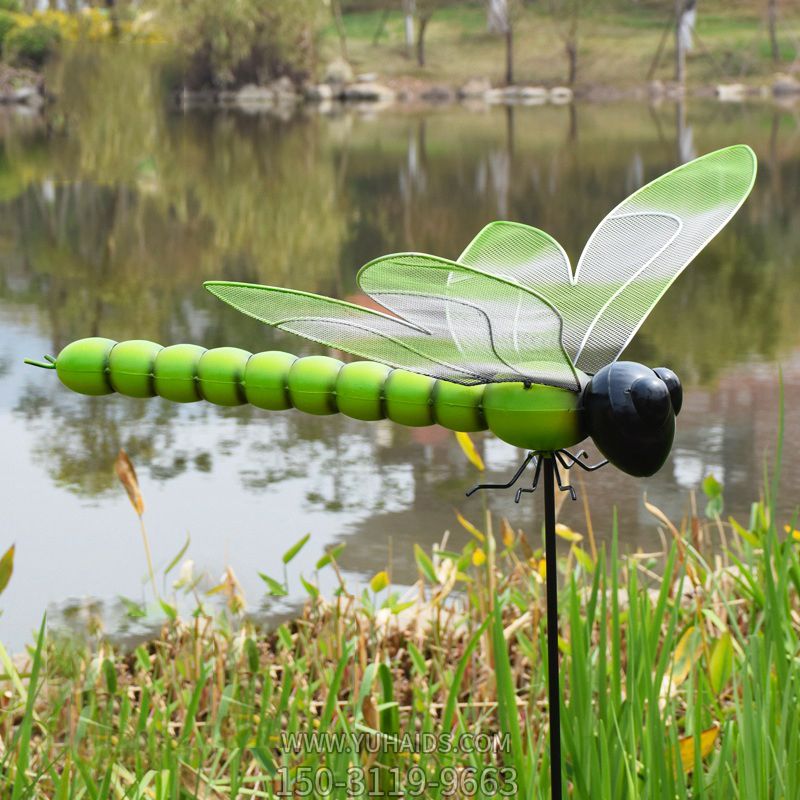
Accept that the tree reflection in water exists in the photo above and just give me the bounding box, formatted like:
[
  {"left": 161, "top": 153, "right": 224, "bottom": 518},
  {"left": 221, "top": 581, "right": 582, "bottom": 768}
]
[{"left": 1, "top": 46, "right": 799, "bottom": 645}]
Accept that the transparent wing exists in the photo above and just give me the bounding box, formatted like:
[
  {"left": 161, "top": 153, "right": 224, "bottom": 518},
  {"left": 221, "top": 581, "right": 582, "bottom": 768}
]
[
  {"left": 458, "top": 220, "right": 572, "bottom": 290},
  {"left": 456, "top": 145, "right": 757, "bottom": 374},
  {"left": 572, "top": 144, "right": 757, "bottom": 372},
  {"left": 205, "top": 254, "right": 579, "bottom": 390},
  {"left": 456, "top": 219, "right": 678, "bottom": 364},
  {"left": 357, "top": 253, "right": 578, "bottom": 389},
  {"left": 457, "top": 221, "right": 583, "bottom": 358}
]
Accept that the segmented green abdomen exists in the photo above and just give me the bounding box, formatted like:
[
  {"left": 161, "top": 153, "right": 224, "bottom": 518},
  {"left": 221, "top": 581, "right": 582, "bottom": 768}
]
[
  {"left": 48, "top": 337, "right": 587, "bottom": 450},
  {"left": 52, "top": 338, "right": 489, "bottom": 433}
]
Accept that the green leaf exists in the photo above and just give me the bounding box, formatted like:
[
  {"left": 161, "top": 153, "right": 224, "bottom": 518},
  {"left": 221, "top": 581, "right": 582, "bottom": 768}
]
[
  {"left": 134, "top": 646, "right": 150, "bottom": 672},
  {"left": 729, "top": 516, "right": 759, "bottom": 546},
  {"left": 407, "top": 642, "right": 426, "bottom": 675},
  {"left": 702, "top": 474, "right": 724, "bottom": 518},
  {"left": 414, "top": 544, "right": 438, "bottom": 584},
  {"left": 431, "top": 549, "right": 464, "bottom": 561},
  {"left": 11, "top": 616, "right": 45, "bottom": 800},
  {"left": 316, "top": 543, "right": 345, "bottom": 570},
  {"left": 245, "top": 637, "right": 260, "bottom": 673},
  {"left": 441, "top": 616, "right": 490, "bottom": 731},
  {"left": 299, "top": 574, "right": 319, "bottom": 599},
  {"left": 102, "top": 658, "right": 117, "bottom": 695},
  {"left": 708, "top": 632, "right": 734, "bottom": 695},
  {"left": 705, "top": 495, "right": 723, "bottom": 519},
  {"left": 702, "top": 474, "right": 723, "bottom": 498},
  {"left": 321, "top": 642, "right": 355, "bottom": 730},
  {"left": 276, "top": 624, "right": 293, "bottom": 651},
  {"left": 119, "top": 596, "right": 146, "bottom": 620},
  {"left": 163, "top": 533, "right": 191, "bottom": 577},
  {"left": 178, "top": 663, "right": 210, "bottom": 745},
  {"left": 377, "top": 662, "right": 400, "bottom": 737},
  {"left": 491, "top": 603, "right": 528, "bottom": 797},
  {"left": 0, "top": 544, "right": 14, "bottom": 596},
  {"left": 258, "top": 573, "right": 288, "bottom": 597},
  {"left": 283, "top": 533, "right": 310, "bottom": 564},
  {"left": 252, "top": 745, "right": 277, "bottom": 776},
  {"left": 159, "top": 599, "right": 177, "bottom": 620},
  {"left": 572, "top": 545, "right": 596, "bottom": 574}
]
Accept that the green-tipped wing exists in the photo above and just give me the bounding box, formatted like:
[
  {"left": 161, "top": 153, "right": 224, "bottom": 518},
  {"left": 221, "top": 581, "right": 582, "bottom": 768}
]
[
  {"left": 206, "top": 253, "right": 580, "bottom": 390},
  {"left": 458, "top": 145, "right": 757, "bottom": 373},
  {"left": 208, "top": 146, "right": 755, "bottom": 385},
  {"left": 458, "top": 218, "right": 679, "bottom": 365}
]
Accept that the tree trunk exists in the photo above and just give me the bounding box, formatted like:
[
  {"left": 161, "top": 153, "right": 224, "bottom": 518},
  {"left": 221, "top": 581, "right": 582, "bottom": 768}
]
[
  {"left": 417, "top": 15, "right": 430, "bottom": 67},
  {"left": 330, "top": 0, "right": 349, "bottom": 61},
  {"left": 488, "top": 0, "right": 509, "bottom": 34},
  {"left": 372, "top": 6, "right": 391, "bottom": 46},
  {"left": 566, "top": 41, "right": 577, "bottom": 85},
  {"left": 105, "top": 0, "right": 120, "bottom": 38},
  {"left": 404, "top": 0, "right": 416, "bottom": 59},
  {"left": 768, "top": 0, "right": 780, "bottom": 63},
  {"left": 565, "top": 2, "right": 579, "bottom": 86},
  {"left": 505, "top": 23, "right": 514, "bottom": 85},
  {"left": 674, "top": 0, "right": 686, "bottom": 84}
]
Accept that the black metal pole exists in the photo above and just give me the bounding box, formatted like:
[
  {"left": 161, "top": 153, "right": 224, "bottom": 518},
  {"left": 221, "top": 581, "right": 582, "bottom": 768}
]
[{"left": 542, "top": 456, "right": 563, "bottom": 800}]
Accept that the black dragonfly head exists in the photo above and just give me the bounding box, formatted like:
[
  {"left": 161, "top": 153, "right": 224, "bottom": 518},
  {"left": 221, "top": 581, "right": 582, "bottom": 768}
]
[{"left": 582, "top": 362, "right": 683, "bottom": 478}]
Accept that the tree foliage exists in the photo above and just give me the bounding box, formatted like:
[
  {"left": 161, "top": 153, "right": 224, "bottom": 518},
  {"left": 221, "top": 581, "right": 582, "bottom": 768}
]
[
  {"left": 0, "top": 10, "right": 18, "bottom": 51},
  {"left": 155, "top": 0, "right": 323, "bottom": 89},
  {"left": 5, "top": 21, "right": 60, "bottom": 68}
]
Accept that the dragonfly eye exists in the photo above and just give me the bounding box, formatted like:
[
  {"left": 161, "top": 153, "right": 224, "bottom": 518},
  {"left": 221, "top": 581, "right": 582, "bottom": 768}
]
[
  {"left": 653, "top": 367, "right": 683, "bottom": 416},
  {"left": 629, "top": 375, "right": 671, "bottom": 426}
]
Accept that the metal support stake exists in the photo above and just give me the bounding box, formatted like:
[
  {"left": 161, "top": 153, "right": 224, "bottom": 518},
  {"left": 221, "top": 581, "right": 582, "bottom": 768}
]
[
  {"left": 466, "top": 447, "right": 606, "bottom": 797},
  {"left": 542, "top": 455, "right": 563, "bottom": 800}
]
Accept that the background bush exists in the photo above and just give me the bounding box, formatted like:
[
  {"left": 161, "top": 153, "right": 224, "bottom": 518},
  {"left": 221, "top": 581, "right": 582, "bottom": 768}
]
[
  {"left": 5, "top": 22, "right": 60, "bottom": 69},
  {"left": 157, "top": 0, "right": 322, "bottom": 90},
  {"left": 0, "top": 10, "right": 18, "bottom": 52}
]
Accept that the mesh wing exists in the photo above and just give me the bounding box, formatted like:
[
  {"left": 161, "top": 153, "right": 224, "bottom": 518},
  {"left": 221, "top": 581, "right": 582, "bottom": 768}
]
[
  {"left": 456, "top": 219, "right": 678, "bottom": 364},
  {"left": 574, "top": 144, "right": 756, "bottom": 372},
  {"left": 357, "top": 253, "right": 578, "bottom": 388},
  {"left": 206, "top": 254, "right": 579, "bottom": 390},
  {"left": 456, "top": 145, "right": 757, "bottom": 374},
  {"left": 458, "top": 221, "right": 572, "bottom": 290}
]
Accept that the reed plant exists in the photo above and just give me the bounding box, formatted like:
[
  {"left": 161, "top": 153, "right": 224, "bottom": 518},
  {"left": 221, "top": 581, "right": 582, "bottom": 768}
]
[{"left": 1, "top": 434, "right": 798, "bottom": 798}]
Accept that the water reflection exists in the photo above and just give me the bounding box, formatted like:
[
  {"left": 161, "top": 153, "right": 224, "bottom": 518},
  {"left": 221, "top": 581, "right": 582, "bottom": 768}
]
[{"left": 0, "top": 47, "right": 798, "bottom": 649}]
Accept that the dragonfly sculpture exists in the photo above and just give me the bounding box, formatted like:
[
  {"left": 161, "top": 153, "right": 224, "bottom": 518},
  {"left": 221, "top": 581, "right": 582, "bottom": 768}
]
[
  {"left": 28, "top": 145, "right": 756, "bottom": 485},
  {"left": 26, "top": 144, "right": 757, "bottom": 798}
]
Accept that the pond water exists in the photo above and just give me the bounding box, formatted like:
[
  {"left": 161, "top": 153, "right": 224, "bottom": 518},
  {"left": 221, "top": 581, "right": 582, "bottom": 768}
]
[{"left": 1, "top": 49, "right": 799, "bottom": 650}]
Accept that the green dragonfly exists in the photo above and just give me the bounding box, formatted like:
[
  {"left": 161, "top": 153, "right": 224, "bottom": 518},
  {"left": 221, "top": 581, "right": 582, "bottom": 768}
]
[{"left": 27, "top": 144, "right": 756, "bottom": 490}]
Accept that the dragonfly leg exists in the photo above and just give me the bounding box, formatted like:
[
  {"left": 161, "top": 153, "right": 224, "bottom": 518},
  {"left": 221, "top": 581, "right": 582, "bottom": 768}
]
[
  {"left": 553, "top": 458, "right": 577, "bottom": 501},
  {"left": 465, "top": 451, "right": 536, "bottom": 497},
  {"left": 514, "top": 455, "right": 543, "bottom": 503},
  {"left": 556, "top": 448, "right": 609, "bottom": 472}
]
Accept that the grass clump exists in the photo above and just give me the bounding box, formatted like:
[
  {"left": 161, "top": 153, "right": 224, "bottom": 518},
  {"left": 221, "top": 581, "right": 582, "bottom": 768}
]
[{"left": 2, "top": 459, "right": 799, "bottom": 797}]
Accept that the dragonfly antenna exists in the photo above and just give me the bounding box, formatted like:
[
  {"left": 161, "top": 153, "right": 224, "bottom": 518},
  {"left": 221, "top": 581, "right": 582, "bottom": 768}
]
[{"left": 24, "top": 355, "right": 56, "bottom": 370}]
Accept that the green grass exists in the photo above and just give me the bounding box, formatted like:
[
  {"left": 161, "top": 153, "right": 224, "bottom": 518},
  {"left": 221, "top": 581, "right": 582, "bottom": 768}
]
[
  {"left": 2, "top": 432, "right": 800, "bottom": 797},
  {"left": 320, "top": 1, "right": 800, "bottom": 88}
]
